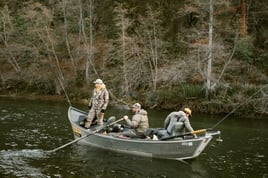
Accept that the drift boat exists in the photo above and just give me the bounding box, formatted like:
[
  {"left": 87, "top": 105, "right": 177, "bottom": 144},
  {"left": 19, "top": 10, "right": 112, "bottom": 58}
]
[{"left": 68, "top": 106, "right": 221, "bottom": 160}]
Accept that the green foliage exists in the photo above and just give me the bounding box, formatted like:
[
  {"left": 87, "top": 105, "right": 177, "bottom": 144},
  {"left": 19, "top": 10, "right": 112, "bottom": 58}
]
[
  {"left": 180, "top": 84, "right": 205, "bottom": 98},
  {"left": 167, "top": 34, "right": 188, "bottom": 58},
  {"left": 156, "top": 87, "right": 182, "bottom": 107},
  {"left": 154, "top": 84, "right": 204, "bottom": 108},
  {"left": 6, "top": 78, "right": 28, "bottom": 91},
  {"left": 6, "top": 78, "right": 55, "bottom": 95},
  {"left": 241, "top": 84, "right": 258, "bottom": 97},
  {"left": 67, "top": 86, "right": 88, "bottom": 101},
  {"left": 26, "top": 79, "right": 55, "bottom": 94},
  {"left": 234, "top": 36, "right": 254, "bottom": 62},
  {"left": 74, "top": 70, "right": 85, "bottom": 87},
  {"left": 13, "top": 16, "right": 28, "bottom": 32},
  {"left": 256, "top": 52, "right": 268, "bottom": 68},
  {"left": 19, "top": 50, "right": 35, "bottom": 66}
]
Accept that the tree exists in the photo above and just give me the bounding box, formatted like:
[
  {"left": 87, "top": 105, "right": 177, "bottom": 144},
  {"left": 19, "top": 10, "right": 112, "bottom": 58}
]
[
  {"left": 240, "top": 0, "right": 246, "bottom": 37},
  {"left": 113, "top": 3, "right": 132, "bottom": 96},
  {"left": 144, "top": 6, "right": 160, "bottom": 92},
  {"left": 78, "top": 0, "right": 99, "bottom": 83},
  {"left": 206, "top": 0, "right": 214, "bottom": 99},
  {"left": 0, "top": 6, "right": 21, "bottom": 73},
  {"left": 62, "top": 0, "right": 77, "bottom": 76}
]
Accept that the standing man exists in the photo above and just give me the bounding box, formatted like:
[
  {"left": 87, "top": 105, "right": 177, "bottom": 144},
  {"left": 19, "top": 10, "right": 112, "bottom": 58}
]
[
  {"left": 122, "top": 103, "right": 149, "bottom": 138},
  {"left": 164, "top": 107, "right": 196, "bottom": 137},
  {"left": 85, "top": 79, "right": 109, "bottom": 128}
]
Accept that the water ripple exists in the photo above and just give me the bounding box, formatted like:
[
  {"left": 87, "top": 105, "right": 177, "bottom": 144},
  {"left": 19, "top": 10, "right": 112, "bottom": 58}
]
[{"left": 0, "top": 149, "right": 48, "bottom": 178}]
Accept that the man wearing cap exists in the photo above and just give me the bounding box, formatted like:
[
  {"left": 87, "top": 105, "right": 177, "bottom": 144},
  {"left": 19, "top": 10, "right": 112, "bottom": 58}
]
[
  {"left": 122, "top": 103, "right": 149, "bottom": 138},
  {"left": 85, "top": 79, "right": 109, "bottom": 128},
  {"left": 163, "top": 107, "right": 196, "bottom": 137}
]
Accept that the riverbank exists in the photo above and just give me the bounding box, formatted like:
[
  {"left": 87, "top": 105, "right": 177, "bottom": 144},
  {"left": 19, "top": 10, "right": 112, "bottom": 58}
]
[
  {"left": 1, "top": 92, "right": 267, "bottom": 119},
  {"left": 0, "top": 94, "right": 66, "bottom": 102},
  {"left": 1, "top": 0, "right": 267, "bottom": 120}
]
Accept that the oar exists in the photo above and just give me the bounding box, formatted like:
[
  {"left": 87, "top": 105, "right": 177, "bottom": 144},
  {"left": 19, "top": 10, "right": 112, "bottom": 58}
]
[
  {"left": 160, "top": 129, "right": 208, "bottom": 141},
  {"left": 47, "top": 117, "right": 124, "bottom": 153}
]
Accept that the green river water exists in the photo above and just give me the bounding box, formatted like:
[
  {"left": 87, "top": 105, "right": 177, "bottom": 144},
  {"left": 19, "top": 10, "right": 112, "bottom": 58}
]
[{"left": 0, "top": 97, "right": 267, "bottom": 178}]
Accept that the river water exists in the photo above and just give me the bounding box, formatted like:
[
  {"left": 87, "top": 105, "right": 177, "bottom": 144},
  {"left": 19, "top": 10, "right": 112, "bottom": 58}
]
[{"left": 0, "top": 97, "right": 267, "bottom": 178}]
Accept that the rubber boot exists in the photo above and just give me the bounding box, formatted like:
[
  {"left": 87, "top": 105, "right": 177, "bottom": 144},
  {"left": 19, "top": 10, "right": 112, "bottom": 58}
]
[
  {"left": 84, "top": 117, "right": 93, "bottom": 128},
  {"left": 97, "top": 112, "right": 104, "bottom": 126}
]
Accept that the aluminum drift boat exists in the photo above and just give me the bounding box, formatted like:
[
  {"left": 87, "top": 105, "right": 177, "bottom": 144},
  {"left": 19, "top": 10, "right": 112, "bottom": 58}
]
[{"left": 68, "top": 106, "right": 221, "bottom": 160}]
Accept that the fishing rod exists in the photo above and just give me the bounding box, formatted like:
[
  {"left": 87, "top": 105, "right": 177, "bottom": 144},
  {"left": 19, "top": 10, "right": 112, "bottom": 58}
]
[
  {"left": 164, "top": 84, "right": 268, "bottom": 141},
  {"left": 160, "top": 129, "right": 207, "bottom": 140},
  {"left": 210, "top": 84, "right": 268, "bottom": 129},
  {"left": 57, "top": 76, "right": 72, "bottom": 106}
]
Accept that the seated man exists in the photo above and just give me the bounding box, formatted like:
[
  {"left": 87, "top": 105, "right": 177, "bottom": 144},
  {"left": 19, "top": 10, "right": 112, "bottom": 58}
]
[
  {"left": 122, "top": 103, "right": 149, "bottom": 138},
  {"left": 164, "top": 107, "right": 196, "bottom": 137}
]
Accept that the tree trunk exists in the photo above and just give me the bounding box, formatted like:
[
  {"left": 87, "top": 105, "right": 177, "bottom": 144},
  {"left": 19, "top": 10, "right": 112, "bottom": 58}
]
[
  {"left": 240, "top": 0, "right": 246, "bottom": 37},
  {"left": 0, "top": 7, "right": 21, "bottom": 73},
  {"left": 121, "top": 14, "right": 129, "bottom": 95},
  {"left": 114, "top": 4, "right": 130, "bottom": 96},
  {"left": 63, "top": 0, "right": 77, "bottom": 75},
  {"left": 206, "top": 0, "right": 213, "bottom": 100},
  {"left": 1, "top": 39, "right": 21, "bottom": 73},
  {"left": 151, "top": 10, "right": 158, "bottom": 92},
  {"left": 79, "top": 0, "right": 98, "bottom": 83}
]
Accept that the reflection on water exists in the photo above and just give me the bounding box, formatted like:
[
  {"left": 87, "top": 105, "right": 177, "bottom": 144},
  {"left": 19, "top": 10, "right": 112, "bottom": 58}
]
[
  {"left": 49, "top": 145, "right": 205, "bottom": 178},
  {"left": 0, "top": 97, "right": 268, "bottom": 178}
]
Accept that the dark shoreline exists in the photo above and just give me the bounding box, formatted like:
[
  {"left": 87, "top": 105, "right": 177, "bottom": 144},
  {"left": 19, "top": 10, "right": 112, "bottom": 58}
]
[{"left": 1, "top": 94, "right": 267, "bottom": 119}]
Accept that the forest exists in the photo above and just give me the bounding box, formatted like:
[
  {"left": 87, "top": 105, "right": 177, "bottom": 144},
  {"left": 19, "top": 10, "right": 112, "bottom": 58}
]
[{"left": 0, "top": 0, "right": 267, "bottom": 117}]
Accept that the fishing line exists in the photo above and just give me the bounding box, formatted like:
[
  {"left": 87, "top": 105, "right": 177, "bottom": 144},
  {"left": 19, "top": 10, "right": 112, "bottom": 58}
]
[
  {"left": 211, "top": 84, "right": 268, "bottom": 129},
  {"left": 45, "top": 61, "right": 72, "bottom": 107},
  {"left": 38, "top": 29, "right": 72, "bottom": 107},
  {"left": 57, "top": 76, "right": 72, "bottom": 107}
]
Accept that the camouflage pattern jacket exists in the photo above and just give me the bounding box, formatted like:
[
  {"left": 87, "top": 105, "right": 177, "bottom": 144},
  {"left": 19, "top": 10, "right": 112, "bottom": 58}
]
[{"left": 89, "top": 87, "right": 109, "bottom": 110}]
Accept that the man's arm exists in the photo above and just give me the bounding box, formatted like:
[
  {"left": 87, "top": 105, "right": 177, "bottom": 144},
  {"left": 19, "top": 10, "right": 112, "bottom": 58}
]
[
  {"left": 184, "top": 117, "right": 194, "bottom": 132},
  {"left": 102, "top": 89, "right": 109, "bottom": 110}
]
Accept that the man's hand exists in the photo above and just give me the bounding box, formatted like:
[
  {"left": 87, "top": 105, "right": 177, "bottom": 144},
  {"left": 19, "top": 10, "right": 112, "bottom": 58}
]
[{"left": 123, "top": 115, "right": 128, "bottom": 120}]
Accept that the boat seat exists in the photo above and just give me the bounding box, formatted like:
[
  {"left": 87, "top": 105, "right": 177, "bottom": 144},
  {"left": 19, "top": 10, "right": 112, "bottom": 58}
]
[
  {"left": 78, "top": 115, "right": 87, "bottom": 126},
  {"left": 157, "top": 129, "right": 169, "bottom": 139}
]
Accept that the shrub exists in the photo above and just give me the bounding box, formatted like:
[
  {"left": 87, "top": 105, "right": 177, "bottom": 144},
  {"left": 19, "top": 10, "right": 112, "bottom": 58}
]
[{"left": 234, "top": 36, "right": 254, "bottom": 62}]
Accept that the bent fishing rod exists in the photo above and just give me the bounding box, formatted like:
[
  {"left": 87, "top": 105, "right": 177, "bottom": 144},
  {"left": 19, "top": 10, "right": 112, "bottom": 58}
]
[
  {"left": 210, "top": 84, "right": 268, "bottom": 130},
  {"left": 162, "top": 84, "right": 268, "bottom": 141}
]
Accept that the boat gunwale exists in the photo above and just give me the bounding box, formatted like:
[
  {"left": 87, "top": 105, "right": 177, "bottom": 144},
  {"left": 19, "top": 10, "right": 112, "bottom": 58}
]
[
  {"left": 70, "top": 120, "right": 220, "bottom": 145},
  {"left": 68, "top": 106, "right": 221, "bottom": 144},
  {"left": 68, "top": 106, "right": 221, "bottom": 160}
]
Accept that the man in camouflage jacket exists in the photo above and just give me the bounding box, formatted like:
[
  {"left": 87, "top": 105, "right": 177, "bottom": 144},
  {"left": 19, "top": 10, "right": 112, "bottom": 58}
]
[{"left": 85, "top": 79, "right": 109, "bottom": 128}]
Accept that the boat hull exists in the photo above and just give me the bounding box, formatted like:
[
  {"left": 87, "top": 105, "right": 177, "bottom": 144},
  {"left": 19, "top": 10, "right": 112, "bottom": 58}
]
[{"left": 68, "top": 106, "right": 220, "bottom": 160}]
